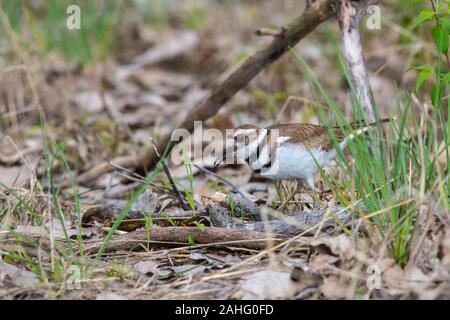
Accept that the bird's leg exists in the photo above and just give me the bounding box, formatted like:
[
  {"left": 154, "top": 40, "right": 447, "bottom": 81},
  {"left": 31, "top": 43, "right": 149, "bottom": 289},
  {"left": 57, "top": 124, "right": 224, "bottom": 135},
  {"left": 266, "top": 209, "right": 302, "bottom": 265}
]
[
  {"left": 318, "top": 180, "right": 331, "bottom": 200},
  {"left": 306, "top": 177, "right": 315, "bottom": 191},
  {"left": 296, "top": 179, "right": 304, "bottom": 194},
  {"left": 305, "top": 176, "right": 321, "bottom": 205}
]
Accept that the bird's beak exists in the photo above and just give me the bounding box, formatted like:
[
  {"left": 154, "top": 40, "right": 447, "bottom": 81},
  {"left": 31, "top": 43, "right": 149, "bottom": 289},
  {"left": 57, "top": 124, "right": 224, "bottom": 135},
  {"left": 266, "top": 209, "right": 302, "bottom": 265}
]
[{"left": 214, "top": 145, "right": 235, "bottom": 168}]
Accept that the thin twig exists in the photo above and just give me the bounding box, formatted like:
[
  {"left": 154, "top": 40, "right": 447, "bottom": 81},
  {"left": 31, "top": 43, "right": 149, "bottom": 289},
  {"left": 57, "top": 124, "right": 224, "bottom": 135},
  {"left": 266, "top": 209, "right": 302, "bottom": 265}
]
[
  {"left": 108, "top": 160, "right": 146, "bottom": 181},
  {"left": 107, "top": 160, "right": 173, "bottom": 195},
  {"left": 149, "top": 139, "right": 191, "bottom": 211},
  {"left": 254, "top": 27, "right": 287, "bottom": 37}
]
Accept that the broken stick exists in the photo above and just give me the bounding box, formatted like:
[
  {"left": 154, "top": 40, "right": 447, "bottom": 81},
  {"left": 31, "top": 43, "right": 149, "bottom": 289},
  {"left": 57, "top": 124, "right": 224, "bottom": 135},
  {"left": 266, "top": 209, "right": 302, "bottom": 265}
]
[{"left": 84, "top": 226, "right": 289, "bottom": 253}]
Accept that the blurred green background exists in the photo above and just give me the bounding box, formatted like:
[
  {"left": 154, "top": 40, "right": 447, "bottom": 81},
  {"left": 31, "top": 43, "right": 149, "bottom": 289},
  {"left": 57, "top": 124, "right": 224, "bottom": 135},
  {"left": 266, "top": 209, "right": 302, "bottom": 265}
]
[
  {"left": 0, "top": 0, "right": 426, "bottom": 64},
  {"left": 0, "top": 0, "right": 214, "bottom": 63}
]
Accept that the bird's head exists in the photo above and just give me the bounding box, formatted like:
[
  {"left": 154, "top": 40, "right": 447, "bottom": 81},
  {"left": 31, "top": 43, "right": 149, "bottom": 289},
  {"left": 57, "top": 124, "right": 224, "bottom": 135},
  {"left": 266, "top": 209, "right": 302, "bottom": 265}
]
[{"left": 214, "top": 124, "right": 262, "bottom": 167}]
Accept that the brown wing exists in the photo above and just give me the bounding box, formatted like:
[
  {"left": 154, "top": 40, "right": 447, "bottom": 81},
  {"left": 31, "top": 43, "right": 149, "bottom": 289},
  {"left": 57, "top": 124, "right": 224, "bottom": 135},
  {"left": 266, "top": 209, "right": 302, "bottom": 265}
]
[{"left": 266, "top": 123, "right": 344, "bottom": 151}]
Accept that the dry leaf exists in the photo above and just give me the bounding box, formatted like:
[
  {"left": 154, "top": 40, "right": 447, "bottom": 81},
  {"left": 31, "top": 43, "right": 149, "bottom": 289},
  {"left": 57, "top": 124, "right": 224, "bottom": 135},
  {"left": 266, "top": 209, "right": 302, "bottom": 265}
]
[
  {"left": 240, "top": 270, "right": 303, "bottom": 300},
  {"left": 131, "top": 189, "right": 158, "bottom": 213},
  {"left": 172, "top": 264, "right": 207, "bottom": 276},
  {"left": 320, "top": 276, "right": 349, "bottom": 299},
  {"left": 311, "top": 234, "right": 354, "bottom": 260},
  {"left": 134, "top": 260, "right": 159, "bottom": 276},
  {"left": 189, "top": 252, "right": 241, "bottom": 269},
  {"left": 96, "top": 292, "right": 127, "bottom": 300},
  {"left": 404, "top": 267, "right": 436, "bottom": 299},
  {"left": 73, "top": 91, "right": 114, "bottom": 113},
  {"left": 382, "top": 260, "right": 407, "bottom": 295},
  {"left": 0, "top": 163, "right": 36, "bottom": 188},
  {"left": 309, "top": 253, "right": 339, "bottom": 273},
  {"left": 0, "top": 262, "right": 38, "bottom": 289}
]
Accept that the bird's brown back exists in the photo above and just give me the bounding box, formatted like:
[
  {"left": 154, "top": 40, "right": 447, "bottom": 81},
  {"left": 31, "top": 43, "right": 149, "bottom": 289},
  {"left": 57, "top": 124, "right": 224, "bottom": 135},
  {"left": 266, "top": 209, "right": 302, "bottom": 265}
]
[{"left": 266, "top": 123, "right": 344, "bottom": 151}]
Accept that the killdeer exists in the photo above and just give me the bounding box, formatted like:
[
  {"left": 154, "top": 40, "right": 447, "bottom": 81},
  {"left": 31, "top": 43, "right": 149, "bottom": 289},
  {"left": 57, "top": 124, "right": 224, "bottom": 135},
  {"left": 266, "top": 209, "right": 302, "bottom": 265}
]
[{"left": 214, "top": 119, "right": 391, "bottom": 190}]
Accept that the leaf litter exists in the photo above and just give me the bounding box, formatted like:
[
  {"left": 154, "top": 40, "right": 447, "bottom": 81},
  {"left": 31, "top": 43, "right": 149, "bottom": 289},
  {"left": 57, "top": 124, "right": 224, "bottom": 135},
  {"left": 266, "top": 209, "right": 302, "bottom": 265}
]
[{"left": 0, "top": 1, "right": 449, "bottom": 300}]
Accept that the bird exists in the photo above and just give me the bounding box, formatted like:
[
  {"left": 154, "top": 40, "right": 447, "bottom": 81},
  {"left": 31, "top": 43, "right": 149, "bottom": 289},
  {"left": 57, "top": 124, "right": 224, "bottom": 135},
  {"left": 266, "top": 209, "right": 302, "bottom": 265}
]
[{"left": 213, "top": 119, "right": 392, "bottom": 191}]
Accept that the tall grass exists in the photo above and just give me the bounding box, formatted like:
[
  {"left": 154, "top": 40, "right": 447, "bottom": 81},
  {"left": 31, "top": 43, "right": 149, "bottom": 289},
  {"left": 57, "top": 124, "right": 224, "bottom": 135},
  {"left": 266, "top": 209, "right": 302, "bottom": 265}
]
[
  {"left": 292, "top": 49, "right": 448, "bottom": 267},
  {"left": 1, "top": 0, "right": 210, "bottom": 64},
  {"left": 1, "top": 0, "right": 123, "bottom": 63}
]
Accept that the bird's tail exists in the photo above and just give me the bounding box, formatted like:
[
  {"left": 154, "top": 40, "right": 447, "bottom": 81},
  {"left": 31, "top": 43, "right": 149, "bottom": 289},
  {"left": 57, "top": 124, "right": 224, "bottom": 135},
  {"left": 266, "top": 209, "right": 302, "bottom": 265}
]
[{"left": 339, "top": 117, "right": 395, "bottom": 144}]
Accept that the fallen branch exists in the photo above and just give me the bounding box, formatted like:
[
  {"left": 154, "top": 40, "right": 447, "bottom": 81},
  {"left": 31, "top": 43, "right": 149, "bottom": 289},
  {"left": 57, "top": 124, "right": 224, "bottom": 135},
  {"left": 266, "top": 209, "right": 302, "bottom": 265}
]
[
  {"left": 207, "top": 202, "right": 355, "bottom": 236},
  {"left": 82, "top": 204, "right": 207, "bottom": 231},
  {"left": 76, "top": 0, "right": 336, "bottom": 185},
  {"left": 84, "top": 227, "right": 289, "bottom": 253},
  {"left": 3, "top": 226, "right": 286, "bottom": 253}
]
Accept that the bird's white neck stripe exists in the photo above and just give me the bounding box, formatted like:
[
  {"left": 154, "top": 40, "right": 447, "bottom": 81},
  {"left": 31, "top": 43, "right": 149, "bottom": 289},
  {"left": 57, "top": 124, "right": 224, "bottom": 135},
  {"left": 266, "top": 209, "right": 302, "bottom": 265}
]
[
  {"left": 233, "top": 129, "right": 266, "bottom": 165},
  {"left": 236, "top": 131, "right": 291, "bottom": 171}
]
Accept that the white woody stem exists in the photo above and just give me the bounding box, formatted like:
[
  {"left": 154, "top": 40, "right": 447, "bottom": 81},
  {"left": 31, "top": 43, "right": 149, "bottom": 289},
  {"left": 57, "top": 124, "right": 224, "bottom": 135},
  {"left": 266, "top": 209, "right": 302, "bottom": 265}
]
[{"left": 337, "top": 0, "right": 379, "bottom": 122}]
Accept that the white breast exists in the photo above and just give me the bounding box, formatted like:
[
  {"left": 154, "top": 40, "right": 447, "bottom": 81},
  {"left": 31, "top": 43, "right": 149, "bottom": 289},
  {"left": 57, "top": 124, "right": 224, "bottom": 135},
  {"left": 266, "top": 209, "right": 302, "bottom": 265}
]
[{"left": 260, "top": 141, "right": 336, "bottom": 181}]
